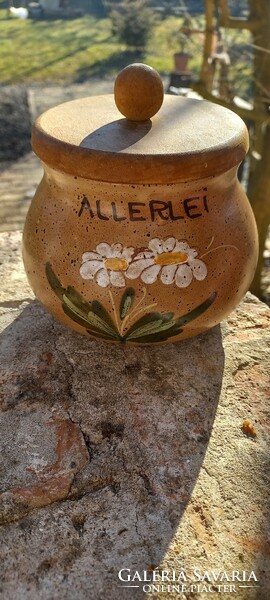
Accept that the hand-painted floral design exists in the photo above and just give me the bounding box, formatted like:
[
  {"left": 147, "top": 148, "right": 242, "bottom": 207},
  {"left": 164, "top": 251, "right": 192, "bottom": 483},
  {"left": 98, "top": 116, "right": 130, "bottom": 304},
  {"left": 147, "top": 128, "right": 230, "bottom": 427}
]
[
  {"left": 45, "top": 262, "right": 217, "bottom": 344},
  {"left": 79, "top": 236, "right": 239, "bottom": 289},
  {"left": 125, "top": 237, "right": 207, "bottom": 288},
  {"left": 80, "top": 242, "right": 134, "bottom": 288}
]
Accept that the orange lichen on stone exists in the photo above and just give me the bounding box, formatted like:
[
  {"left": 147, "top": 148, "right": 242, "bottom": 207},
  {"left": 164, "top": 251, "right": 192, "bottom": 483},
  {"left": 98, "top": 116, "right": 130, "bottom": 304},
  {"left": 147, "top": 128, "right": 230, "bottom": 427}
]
[{"left": 242, "top": 419, "right": 257, "bottom": 437}]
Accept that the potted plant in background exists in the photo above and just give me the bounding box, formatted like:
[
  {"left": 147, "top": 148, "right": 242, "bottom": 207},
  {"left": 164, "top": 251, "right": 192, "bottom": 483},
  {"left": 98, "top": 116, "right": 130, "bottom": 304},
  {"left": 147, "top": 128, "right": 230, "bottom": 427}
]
[
  {"left": 173, "top": 32, "right": 191, "bottom": 73},
  {"left": 170, "top": 16, "right": 194, "bottom": 73},
  {"left": 167, "top": 17, "right": 195, "bottom": 91}
]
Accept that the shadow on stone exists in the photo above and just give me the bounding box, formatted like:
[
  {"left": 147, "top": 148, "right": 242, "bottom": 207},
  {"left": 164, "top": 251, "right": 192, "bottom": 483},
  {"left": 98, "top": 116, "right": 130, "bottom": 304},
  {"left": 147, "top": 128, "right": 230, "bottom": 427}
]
[{"left": 0, "top": 298, "right": 225, "bottom": 599}]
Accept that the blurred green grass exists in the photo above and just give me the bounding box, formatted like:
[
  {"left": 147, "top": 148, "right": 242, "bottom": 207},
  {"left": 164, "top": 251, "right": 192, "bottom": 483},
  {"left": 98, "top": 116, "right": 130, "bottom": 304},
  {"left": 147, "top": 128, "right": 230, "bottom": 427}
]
[
  {"left": 0, "top": 12, "right": 183, "bottom": 83},
  {"left": 0, "top": 9, "right": 251, "bottom": 95}
]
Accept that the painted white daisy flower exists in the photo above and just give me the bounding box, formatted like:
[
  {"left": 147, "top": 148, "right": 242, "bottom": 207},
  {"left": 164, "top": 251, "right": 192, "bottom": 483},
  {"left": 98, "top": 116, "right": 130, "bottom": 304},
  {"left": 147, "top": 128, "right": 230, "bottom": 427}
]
[
  {"left": 126, "top": 237, "right": 207, "bottom": 288},
  {"left": 80, "top": 242, "right": 134, "bottom": 288}
]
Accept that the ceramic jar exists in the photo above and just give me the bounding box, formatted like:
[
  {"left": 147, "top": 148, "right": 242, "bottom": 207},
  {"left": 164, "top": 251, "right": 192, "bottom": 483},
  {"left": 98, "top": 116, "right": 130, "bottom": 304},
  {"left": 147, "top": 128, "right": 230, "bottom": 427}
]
[{"left": 23, "top": 64, "right": 258, "bottom": 344}]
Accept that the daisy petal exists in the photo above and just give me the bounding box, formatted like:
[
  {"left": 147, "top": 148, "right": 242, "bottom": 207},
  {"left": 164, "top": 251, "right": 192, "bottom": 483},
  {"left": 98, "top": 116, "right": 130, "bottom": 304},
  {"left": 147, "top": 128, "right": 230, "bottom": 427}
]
[
  {"left": 163, "top": 237, "right": 176, "bottom": 252},
  {"left": 148, "top": 238, "right": 164, "bottom": 254},
  {"left": 96, "top": 243, "right": 112, "bottom": 258},
  {"left": 160, "top": 264, "right": 177, "bottom": 285},
  {"left": 109, "top": 270, "right": 126, "bottom": 288},
  {"left": 82, "top": 252, "right": 100, "bottom": 262},
  {"left": 126, "top": 258, "right": 154, "bottom": 279},
  {"left": 190, "top": 259, "right": 208, "bottom": 280},
  {"left": 141, "top": 264, "right": 161, "bottom": 284},
  {"left": 96, "top": 268, "right": 110, "bottom": 288},
  {"left": 175, "top": 264, "right": 193, "bottom": 288},
  {"left": 111, "top": 242, "right": 123, "bottom": 257},
  {"left": 174, "top": 241, "right": 190, "bottom": 252},
  {"left": 187, "top": 248, "right": 198, "bottom": 259},
  {"left": 175, "top": 241, "right": 198, "bottom": 259},
  {"left": 80, "top": 260, "right": 103, "bottom": 279},
  {"left": 122, "top": 247, "right": 135, "bottom": 261}
]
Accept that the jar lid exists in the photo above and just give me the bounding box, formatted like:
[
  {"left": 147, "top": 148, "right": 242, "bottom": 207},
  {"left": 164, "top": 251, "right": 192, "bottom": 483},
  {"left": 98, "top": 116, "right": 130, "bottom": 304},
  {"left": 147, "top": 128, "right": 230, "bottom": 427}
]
[{"left": 32, "top": 63, "right": 248, "bottom": 184}]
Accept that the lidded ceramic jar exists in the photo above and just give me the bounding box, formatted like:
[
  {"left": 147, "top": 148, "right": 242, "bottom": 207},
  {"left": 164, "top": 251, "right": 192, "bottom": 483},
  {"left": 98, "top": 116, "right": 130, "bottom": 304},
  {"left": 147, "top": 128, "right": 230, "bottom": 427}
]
[{"left": 23, "top": 63, "right": 258, "bottom": 344}]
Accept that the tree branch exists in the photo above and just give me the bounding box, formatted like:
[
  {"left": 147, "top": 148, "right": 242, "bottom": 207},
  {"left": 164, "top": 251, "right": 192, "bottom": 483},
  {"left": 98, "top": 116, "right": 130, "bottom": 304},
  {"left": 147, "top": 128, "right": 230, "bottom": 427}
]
[
  {"left": 218, "top": 0, "right": 261, "bottom": 32},
  {"left": 192, "top": 81, "right": 270, "bottom": 124}
]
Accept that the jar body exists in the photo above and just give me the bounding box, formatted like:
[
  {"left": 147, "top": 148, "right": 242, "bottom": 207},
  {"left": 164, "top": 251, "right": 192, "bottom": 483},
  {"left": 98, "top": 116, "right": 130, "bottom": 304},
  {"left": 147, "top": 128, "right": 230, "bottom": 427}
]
[{"left": 22, "top": 165, "right": 258, "bottom": 344}]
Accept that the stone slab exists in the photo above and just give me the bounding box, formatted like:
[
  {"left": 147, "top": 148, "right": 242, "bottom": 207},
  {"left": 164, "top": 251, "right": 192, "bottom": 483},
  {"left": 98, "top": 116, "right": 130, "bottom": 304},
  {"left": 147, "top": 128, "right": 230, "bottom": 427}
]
[{"left": 0, "top": 231, "right": 270, "bottom": 600}]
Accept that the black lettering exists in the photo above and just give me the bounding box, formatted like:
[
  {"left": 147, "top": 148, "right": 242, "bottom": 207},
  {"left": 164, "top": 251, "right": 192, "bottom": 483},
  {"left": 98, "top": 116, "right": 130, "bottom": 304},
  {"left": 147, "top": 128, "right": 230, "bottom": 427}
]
[
  {"left": 112, "top": 202, "right": 126, "bottom": 222},
  {"left": 128, "top": 202, "right": 146, "bottom": 222},
  {"left": 183, "top": 197, "right": 202, "bottom": 219},
  {"left": 203, "top": 195, "right": 209, "bottom": 213},
  {"left": 149, "top": 200, "right": 169, "bottom": 222},
  {"left": 78, "top": 195, "right": 94, "bottom": 218},
  {"left": 168, "top": 201, "right": 184, "bottom": 221},
  {"left": 96, "top": 199, "right": 109, "bottom": 221}
]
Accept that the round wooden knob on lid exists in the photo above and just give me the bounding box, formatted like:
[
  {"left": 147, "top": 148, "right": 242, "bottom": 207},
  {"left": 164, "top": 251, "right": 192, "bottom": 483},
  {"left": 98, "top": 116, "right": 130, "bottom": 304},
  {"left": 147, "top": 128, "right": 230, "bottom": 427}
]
[{"left": 114, "top": 63, "right": 164, "bottom": 121}]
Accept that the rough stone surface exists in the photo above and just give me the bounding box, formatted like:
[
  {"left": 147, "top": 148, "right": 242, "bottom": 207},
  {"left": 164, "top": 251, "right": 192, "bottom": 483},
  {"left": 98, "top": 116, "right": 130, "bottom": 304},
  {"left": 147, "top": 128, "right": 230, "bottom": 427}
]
[{"left": 0, "top": 231, "right": 270, "bottom": 600}]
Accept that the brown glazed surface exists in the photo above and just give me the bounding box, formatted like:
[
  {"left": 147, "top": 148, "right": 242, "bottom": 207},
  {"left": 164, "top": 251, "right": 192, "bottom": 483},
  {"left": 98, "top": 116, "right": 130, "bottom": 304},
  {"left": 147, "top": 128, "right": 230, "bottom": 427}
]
[{"left": 23, "top": 166, "right": 258, "bottom": 344}]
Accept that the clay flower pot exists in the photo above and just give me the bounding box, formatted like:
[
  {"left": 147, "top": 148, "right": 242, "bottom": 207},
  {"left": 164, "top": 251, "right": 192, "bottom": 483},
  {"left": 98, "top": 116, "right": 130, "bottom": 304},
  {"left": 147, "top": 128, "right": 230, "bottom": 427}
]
[
  {"left": 173, "top": 51, "right": 191, "bottom": 73},
  {"left": 23, "top": 63, "right": 258, "bottom": 344}
]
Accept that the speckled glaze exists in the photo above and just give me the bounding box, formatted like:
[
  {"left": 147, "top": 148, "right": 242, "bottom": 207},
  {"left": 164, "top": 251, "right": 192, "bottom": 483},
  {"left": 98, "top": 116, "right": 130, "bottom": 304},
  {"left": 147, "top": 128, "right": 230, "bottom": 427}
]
[{"left": 23, "top": 165, "right": 258, "bottom": 344}]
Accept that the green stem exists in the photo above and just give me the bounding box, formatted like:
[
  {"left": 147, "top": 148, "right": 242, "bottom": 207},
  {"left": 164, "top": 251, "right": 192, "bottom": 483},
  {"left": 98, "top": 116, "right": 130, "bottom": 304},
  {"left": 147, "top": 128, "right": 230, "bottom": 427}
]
[
  {"left": 120, "top": 302, "right": 158, "bottom": 336},
  {"left": 109, "top": 290, "right": 121, "bottom": 333},
  {"left": 128, "top": 302, "right": 158, "bottom": 322},
  {"left": 120, "top": 287, "right": 147, "bottom": 335}
]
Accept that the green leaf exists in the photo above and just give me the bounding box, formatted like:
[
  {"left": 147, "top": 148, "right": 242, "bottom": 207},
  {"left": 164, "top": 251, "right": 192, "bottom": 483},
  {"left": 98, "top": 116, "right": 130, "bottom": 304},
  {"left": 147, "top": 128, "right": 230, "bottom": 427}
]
[
  {"left": 86, "top": 329, "right": 118, "bottom": 342},
  {"left": 119, "top": 288, "right": 135, "bottom": 319},
  {"left": 62, "top": 302, "right": 97, "bottom": 330},
  {"left": 91, "top": 300, "right": 118, "bottom": 333},
  {"left": 45, "top": 261, "right": 121, "bottom": 338},
  {"left": 87, "top": 311, "right": 120, "bottom": 338},
  {"left": 45, "top": 262, "right": 65, "bottom": 300},
  {"left": 65, "top": 286, "right": 91, "bottom": 315},
  {"left": 126, "top": 318, "right": 178, "bottom": 340},
  {"left": 124, "top": 311, "right": 175, "bottom": 338},
  {"left": 175, "top": 292, "right": 218, "bottom": 328},
  {"left": 62, "top": 294, "right": 118, "bottom": 337},
  {"left": 63, "top": 299, "right": 120, "bottom": 339},
  {"left": 62, "top": 293, "right": 92, "bottom": 322},
  {"left": 159, "top": 311, "right": 175, "bottom": 322},
  {"left": 129, "top": 327, "right": 183, "bottom": 344}
]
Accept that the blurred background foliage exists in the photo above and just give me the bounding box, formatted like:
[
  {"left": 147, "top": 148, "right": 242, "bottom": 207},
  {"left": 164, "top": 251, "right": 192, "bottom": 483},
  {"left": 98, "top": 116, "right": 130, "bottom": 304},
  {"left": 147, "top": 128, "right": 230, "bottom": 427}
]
[{"left": 0, "top": 0, "right": 252, "bottom": 94}]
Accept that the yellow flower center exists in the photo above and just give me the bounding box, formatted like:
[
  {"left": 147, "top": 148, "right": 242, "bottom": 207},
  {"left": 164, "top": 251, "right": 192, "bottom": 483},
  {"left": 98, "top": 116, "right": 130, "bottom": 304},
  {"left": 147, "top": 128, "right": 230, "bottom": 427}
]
[
  {"left": 155, "top": 251, "right": 189, "bottom": 266},
  {"left": 104, "top": 257, "right": 129, "bottom": 271}
]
